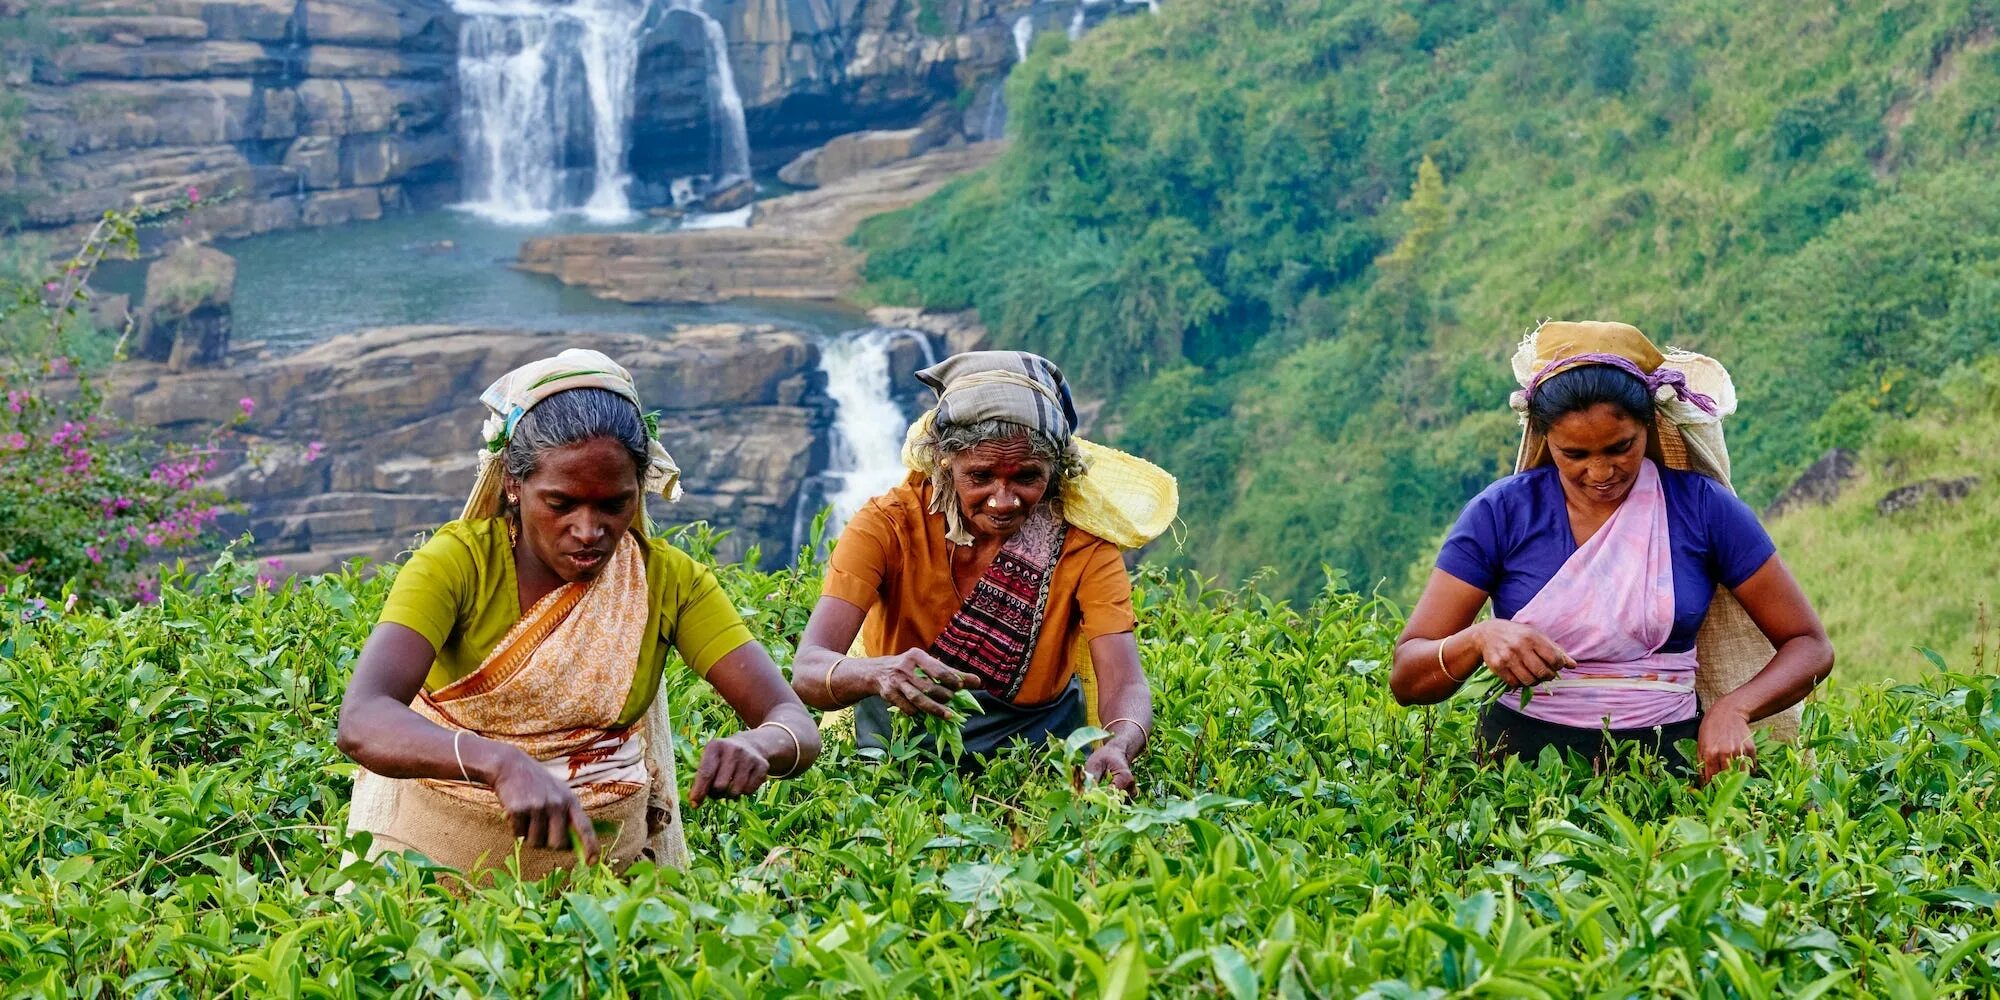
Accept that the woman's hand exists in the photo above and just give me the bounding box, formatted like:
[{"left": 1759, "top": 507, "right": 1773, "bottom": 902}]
[
  {"left": 687, "top": 732, "right": 773, "bottom": 806},
  {"left": 1083, "top": 741, "right": 1137, "bottom": 792},
  {"left": 1472, "top": 619, "right": 1575, "bottom": 689},
  {"left": 490, "top": 747, "right": 598, "bottom": 857},
  {"left": 1696, "top": 702, "right": 1757, "bottom": 784},
  {"left": 868, "top": 649, "right": 984, "bottom": 719}
]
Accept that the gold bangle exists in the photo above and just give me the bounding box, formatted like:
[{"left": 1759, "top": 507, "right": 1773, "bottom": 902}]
[
  {"left": 757, "top": 719, "right": 804, "bottom": 779},
  {"left": 1438, "top": 634, "right": 1473, "bottom": 684},
  {"left": 1104, "top": 717, "right": 1149, "bottom": 746},
  {"left": 822, "top": 656, "right": 847, "bottom": 706}
]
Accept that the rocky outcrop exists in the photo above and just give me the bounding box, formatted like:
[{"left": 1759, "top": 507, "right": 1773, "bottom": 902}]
[
  {"left": 1768, "top": 448, "right": 1858, "bottom": 516},
  {"left": 518, "top": 142, "right": 1000, "bottom": 303},
  {"left": 110, "top": 323, "right": 832, "bottom": 574},
  {"left": 1877, "top": 476, "right": 1981, "bottom": 516},
  {"left": 779, "top": 126, "right": 943, "bottom": 188},
  {"left": 134, "top": 243, "right": 236, "bottom": 370},
  {"left": 10, "top": 0, "right": 458, "bottom": 245}
]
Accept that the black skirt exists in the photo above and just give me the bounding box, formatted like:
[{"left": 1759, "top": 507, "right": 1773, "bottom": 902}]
[{"left": 1478, "top": 700, "right": 1700, "bottom": 775}]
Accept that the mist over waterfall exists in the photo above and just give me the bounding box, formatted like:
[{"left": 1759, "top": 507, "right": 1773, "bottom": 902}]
[{"left": 452, "top": 0, "right": 750, "bottom": 224}]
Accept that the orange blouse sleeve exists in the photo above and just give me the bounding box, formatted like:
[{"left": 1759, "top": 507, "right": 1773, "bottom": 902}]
[
  {"left": 1073, "top": 540, "right": 1137, "bottom": 640},
  {"left": 822, "top": 499, "right": 899, "bottom": 611}
]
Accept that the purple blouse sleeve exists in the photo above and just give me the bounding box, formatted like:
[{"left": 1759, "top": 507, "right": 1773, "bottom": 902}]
[
  {"left": 1701, "top": 478, "right": 1777, "bottom": 589},
  {"left": 1436, "top": 489, "right": 1503, "bottom": 592}
]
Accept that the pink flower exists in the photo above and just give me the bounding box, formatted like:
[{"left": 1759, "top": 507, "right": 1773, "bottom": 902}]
[
  {"left": 238, "top": 397, "right": 255, "bottom": 418},
  {"left": 134, "top": 578, "right": 159, "bottom": 605},
  {"left": 48, "top": 357, "right": 70, "bottom": 376},
  {"left": 303, "top": 440, "right": 325, "bottom": 463},
  {"left": 84, "top": 545, "right": 102, "bottom": 564},
  {"left": 264, "top": 557, "right": 284, "bottom": 571},
  {"left": 143, "top": 532, "right": 163, "bottom": 548},
  {"left": 187, "top": 186, "right": 200, "bottom": 203},
  {"left": 256, "top": 574, "right": 276, "bottom": 589},
  {"left": 7, "top": 390, "right": 28, "bottom": 414},
  {"left": 1, "top": 433, "right": 25, "bottom": 451}
]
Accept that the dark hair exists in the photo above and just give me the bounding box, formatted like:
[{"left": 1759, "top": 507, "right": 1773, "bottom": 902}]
[
  {"left": 1526, "top": 364, "right": 1654, "bottom": 432},
  {"left": 502, "top": 387, "right": 649, "bottom": 485}
]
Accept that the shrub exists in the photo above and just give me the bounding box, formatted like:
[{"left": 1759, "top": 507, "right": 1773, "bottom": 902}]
[{"left": 0, "top": 200, "right": 234, "bottom": 604}]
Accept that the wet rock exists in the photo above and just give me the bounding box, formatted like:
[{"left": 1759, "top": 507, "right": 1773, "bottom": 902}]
[
  {"left": 135, "top": 244, "right": 236, "bottom": 371},
  {"left": 1877, "top": 477, "right": 1981, "bottom": 516},
  {"left": 1768, "top": 448, "right": 1858, "bottom": 516},
  {"left": 701, "top": 177, "right": 759, "bottom": 213}
]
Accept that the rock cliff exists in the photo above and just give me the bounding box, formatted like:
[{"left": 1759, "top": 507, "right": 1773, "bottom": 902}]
[
  {"left": 12, "top": 0, "right": 459, "bottom": 244},
  {"left": 110, "top": 323, "right": 832, "bottom": 573},
  {"left": 6, "top": 0, "right": 1135, "bottom": 241}
]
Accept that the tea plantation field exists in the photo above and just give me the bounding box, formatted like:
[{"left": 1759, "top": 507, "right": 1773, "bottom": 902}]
[{"left": 2, "top": 545, "right": 1997, "bottom": 997}]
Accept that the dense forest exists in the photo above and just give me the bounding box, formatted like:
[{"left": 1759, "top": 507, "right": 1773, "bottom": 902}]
[{"left": 856, "top": 0, "right": 2000, "bottom": 601}]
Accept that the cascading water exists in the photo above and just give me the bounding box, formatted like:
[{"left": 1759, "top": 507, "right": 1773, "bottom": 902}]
[
  {"left": 676, "top": 0, "right": 751, "bottom": 185},
  {"left": 1013, "top": 14, "right": 1035, "bottom": 61},
  {"left": 794, "top": 328, "right": 939, "bottom": 551},
  {"left": 452, "top": 0, "right": 751, "bottom": 224},
  {"left": 454, "top": 0, "right": 648, "bottom": 224}
]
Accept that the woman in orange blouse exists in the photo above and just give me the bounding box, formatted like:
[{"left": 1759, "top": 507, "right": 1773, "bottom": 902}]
[{"left": 792, "top": 351, "right": 1155, "bottom": 789}]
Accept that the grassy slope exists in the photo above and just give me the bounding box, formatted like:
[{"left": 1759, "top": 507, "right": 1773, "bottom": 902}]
[
  {"left": 1771, "top": 359, "right": 2000, "bottom": 683},
  {"left": 856, "top": 0, "right": 2000, "bottom": 609}
]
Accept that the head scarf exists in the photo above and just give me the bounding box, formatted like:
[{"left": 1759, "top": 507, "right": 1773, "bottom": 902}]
[
  {"left": 918, "top": 350, "right": 1079, "bottom": 441},
  {"left": 1507, "top": 320, "right": 1737, "bottom": 483},
  {"left": 461, "top": 348, "right": 683, "bottom": 531}
]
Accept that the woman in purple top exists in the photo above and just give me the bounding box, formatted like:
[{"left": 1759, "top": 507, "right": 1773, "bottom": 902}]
[{"left": 1390, "top": 322, "right": 1833, "bottom": 780}]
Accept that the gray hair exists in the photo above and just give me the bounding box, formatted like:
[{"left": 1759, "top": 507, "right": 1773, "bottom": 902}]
[{"left": 502, "top": 387, "right": 650, "bottom": 485}]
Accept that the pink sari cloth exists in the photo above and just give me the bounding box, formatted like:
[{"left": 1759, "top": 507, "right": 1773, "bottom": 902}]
[{"left": 1501, "top": 460, "right": 1699, "bottom": 730}]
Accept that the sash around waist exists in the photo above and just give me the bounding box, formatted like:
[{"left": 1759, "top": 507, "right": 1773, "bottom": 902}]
[{"left": 1505, "top": 651, "right": 1700, "bottom": 730}]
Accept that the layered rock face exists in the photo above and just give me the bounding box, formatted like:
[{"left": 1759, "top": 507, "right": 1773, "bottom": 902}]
[
  {"left": 6, "top": 0, "right": 1137, "bottom": 241},
  {"left": 544, "top": 0, "right": 1105, "bottom": 186},
  {"left": 111, "top": 323, "right": 832, "bottom": 574},
  {"left": 14, "top": 0, "right": 458, "bottom": 244}
]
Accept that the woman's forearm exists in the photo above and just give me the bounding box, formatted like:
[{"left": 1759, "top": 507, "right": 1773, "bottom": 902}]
[
  {"left": 791, "top": 648, "right": 889, "bottom": 710},
  {"left": 336, "top": 696, "right": 519, "bottom": 784},
  {"left": 1390, "top": 623, "right": 1484, "bottom": 705},
  {"left": 1712, "top": 633, "right": 1834, "bottom": 724}
]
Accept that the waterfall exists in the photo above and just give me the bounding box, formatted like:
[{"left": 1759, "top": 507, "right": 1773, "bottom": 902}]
[
  {"left": 797, "top": 328, "right": 938, "bottom": 550},
  {"left": 452, "top": 0, "right": 751, "bottom": 223},
  {"left": 1067, "top": 4, "right": 1085, "bottom": 40},
  {"left": 1012, "top": 14, "right": 1034, "bottom": 62},
  {"left": 675, "top": 0, "right": 751, "bottom": 185}
]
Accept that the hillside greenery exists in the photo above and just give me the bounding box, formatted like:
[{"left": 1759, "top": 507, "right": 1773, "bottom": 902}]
[
  {"left": 4, "top": 540, "right": 2000, "bottom": 995},
  {"left": 1768, "top": 357, "right": 2000, "bottom": 684},
  {"left": 856, "top": 0, "right": 2000, "bottom": 601}
]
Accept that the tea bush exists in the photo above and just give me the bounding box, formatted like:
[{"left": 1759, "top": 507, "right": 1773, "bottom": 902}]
[{"left": 1, "top": 542, "right": 1996, "bottom": 997}]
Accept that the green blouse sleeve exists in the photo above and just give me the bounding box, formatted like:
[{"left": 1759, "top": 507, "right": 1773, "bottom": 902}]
[
  {"left": 651, "top": 540, "right": 756, "bottom": 676},
  {"left": 378, "top": 525, "right": 476, "bottom": 652}
]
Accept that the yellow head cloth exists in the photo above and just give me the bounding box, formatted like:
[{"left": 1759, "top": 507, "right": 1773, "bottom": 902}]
[{"left": 461, "top": 348, "right": 683, "bottom": 533}]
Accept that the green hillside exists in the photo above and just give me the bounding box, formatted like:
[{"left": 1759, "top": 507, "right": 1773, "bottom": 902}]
[
  {"left": 856, "top": 0, "right": 2000, "bottom": 610},
  {"left": 1770, "top": 358, "right": 2000, "bottom": 683}
]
